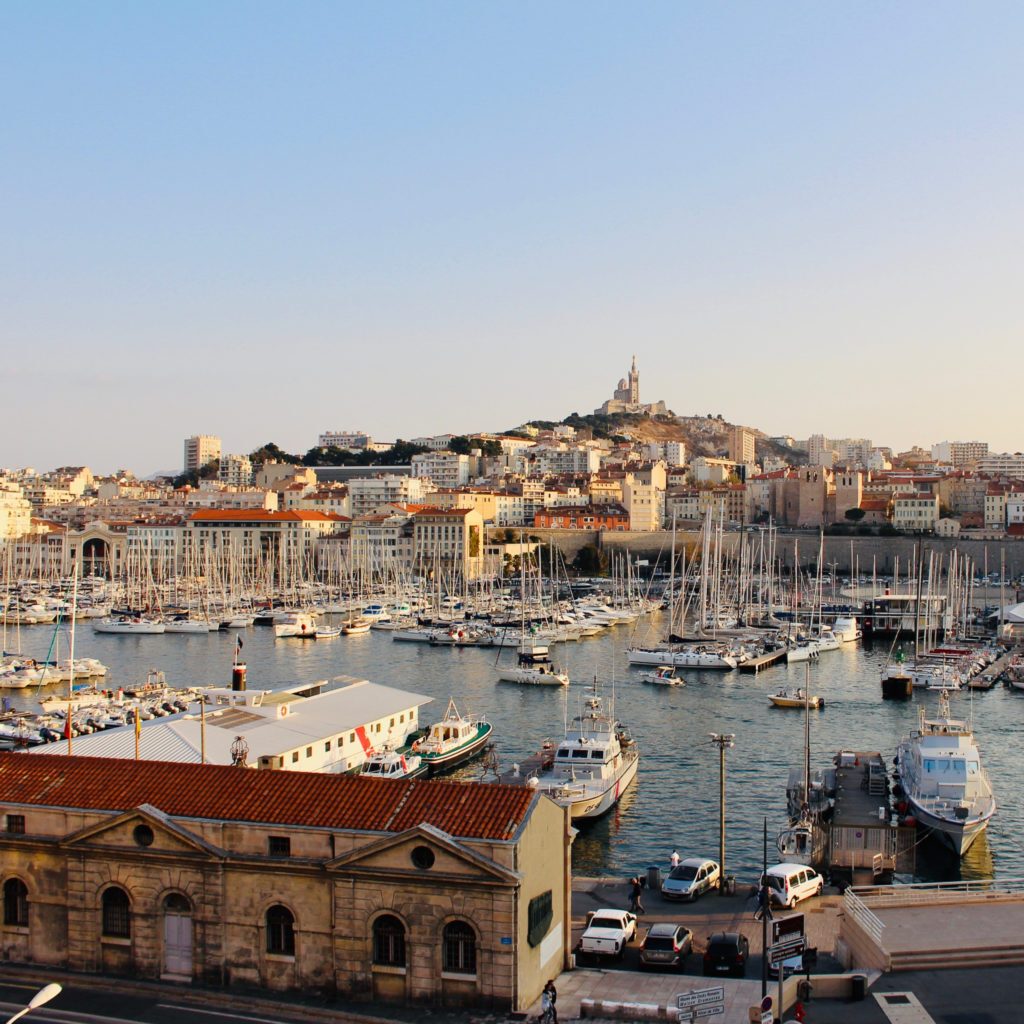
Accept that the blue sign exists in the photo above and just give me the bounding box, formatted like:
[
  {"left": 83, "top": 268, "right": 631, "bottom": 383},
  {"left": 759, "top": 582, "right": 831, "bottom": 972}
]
[{"left": 501, "top": 936, "right": 512, "bottom": 945}]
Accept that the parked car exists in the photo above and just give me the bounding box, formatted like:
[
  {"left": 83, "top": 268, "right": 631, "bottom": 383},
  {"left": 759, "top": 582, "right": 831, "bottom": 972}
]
[
  {"left": 763, "top": 863, "right": 824, "bottom": 909},
  {"left": 661, "top": 857, "right": 721, "bottom": 901},
  {"left": 703, "top": 931, "right": 750, "bottom": 977},
  {"left": 639, "top": 922, "right": 692, "bottom": 970},
  {"left": 578, "top": 908, "right": 637, "bottom": 961}
]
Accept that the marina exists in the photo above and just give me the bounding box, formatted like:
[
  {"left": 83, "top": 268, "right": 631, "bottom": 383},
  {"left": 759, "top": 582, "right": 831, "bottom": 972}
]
[{"left": 1, "top": 610, "right": 1022, "bottom": 882}]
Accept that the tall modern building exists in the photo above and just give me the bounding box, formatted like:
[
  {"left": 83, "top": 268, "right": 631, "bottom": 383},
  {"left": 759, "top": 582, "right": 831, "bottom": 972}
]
[
  {"left": 183, "top": 435, "right": 222, "bottom": 475},
  {"left": 729, "top": 427, "right": 756, "bottom": 465}
]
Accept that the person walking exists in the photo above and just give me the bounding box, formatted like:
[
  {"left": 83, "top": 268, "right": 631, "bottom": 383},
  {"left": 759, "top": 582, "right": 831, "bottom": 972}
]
[
  {"left": 670, "top": 849, "right": 680, "bottom": 869},
  {"left": 541, "top": 979, "right": 558, "bottom": 1024},
  {"left": 630, "top": 874, "right": 645, "bottom": 914}
]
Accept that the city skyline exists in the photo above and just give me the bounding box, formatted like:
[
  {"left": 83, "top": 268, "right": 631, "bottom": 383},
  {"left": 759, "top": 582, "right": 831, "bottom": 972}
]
[{"left": 4, "top": 2, "right": 1023, "bottom": 474}]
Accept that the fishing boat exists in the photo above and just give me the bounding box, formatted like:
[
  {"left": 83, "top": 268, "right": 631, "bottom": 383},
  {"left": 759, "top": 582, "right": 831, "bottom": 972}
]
[
  {"left": 314, "top": 624, "right": 342, "bottom": 639},
  {"left": 637, "top": 666, "right": 684, "bottom": 687},
  {"left": 415, "top": 697, "right": 492, "bottom": 775},
  {"left": 769, "top": 687, "right": 824, "bottom": 710},
  {"left": 528, "top": 681, "right": 639, "bottom": 820},
  {"left": 894, "top": 691, "right": 996, "bottom": 856},
  {"left": 341, "top": 618, "right": 372, "bottom": 636},
  {"left": 273, "top": 611, "right": 317, "bottom": 638}
]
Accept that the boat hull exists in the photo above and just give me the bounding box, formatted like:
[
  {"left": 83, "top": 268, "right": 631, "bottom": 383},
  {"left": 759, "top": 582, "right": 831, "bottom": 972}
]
[{"left": 420, "top": 723, "right": 493, "bottom": 775}]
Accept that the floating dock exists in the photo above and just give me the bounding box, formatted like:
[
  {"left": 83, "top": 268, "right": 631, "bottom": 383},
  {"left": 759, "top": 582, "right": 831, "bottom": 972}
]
[{"left": 739, "top": 648, "right": 787, "bottom": 673}]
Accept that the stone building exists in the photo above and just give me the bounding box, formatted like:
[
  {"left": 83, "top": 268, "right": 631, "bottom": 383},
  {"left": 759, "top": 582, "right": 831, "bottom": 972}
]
[
  {"left": 0, "top": 753, "right": 571, "bottom": 1011},
  {"left": 594, "top": 356, "right": 668, "bottom": 417}
]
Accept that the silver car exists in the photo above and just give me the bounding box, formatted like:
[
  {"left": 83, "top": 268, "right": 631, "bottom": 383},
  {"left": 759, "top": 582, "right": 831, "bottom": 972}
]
[{"left": 661, "top": 858, "right": 721, "bottom": 901}]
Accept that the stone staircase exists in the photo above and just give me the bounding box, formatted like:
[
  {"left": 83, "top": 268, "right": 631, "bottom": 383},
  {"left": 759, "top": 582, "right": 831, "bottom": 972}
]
[{"left": 889, "top": 941, "right": 1024, "bottom": 971}]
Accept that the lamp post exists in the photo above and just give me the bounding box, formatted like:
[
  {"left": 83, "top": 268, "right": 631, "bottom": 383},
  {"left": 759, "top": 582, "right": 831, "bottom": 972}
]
[
  {"left": 4, "top": 983, "right": 62, "bottom": 1024},
  {"left": 710, "top": 733, "right": 735, "bottom": 895}
]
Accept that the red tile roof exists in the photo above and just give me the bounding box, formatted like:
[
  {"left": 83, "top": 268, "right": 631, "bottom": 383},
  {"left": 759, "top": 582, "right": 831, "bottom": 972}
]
[
  {"left": 0, "top": 753, "right": 536, "bottom": 841},
  {"left": 188, "top": 509, "right": 338, "bottom": 523}
]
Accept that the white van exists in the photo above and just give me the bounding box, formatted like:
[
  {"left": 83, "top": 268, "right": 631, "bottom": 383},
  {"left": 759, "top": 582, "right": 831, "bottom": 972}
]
[{"left": 764, "top": 863, "right": 823, "bottom": 908}]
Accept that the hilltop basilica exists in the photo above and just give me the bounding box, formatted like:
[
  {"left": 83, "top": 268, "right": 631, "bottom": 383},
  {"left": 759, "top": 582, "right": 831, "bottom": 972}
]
[{"left": 594, "top": 356, "right": 668, "bottom": 417}]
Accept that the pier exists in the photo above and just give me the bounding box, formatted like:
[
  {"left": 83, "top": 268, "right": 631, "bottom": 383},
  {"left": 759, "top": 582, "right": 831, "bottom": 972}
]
[{"left": 739, "top": 648, "right": 787, "bottom": 673}]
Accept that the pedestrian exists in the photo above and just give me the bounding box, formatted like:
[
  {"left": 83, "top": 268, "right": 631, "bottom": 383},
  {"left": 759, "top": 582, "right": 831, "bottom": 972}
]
[
  {"left": 541, "top": 979, "right": 558, "bottom": 1024},
  {"left": 670, "top": 848, "right": 680, "bottom": 869},
  {"left": 630, "top": 874, "right": 645, "bottom": 914}
]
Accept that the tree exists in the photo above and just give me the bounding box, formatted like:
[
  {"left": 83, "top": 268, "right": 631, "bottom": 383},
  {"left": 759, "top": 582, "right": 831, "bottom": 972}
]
[
  {"left": 573, "top": 544, "right": 608, "bottom": 576},
  {"left": 844, "top": 508, "right": 866, "bottom": 523},
  {"left": 448, "top": 435, "right": 472, "bottom": 455}
]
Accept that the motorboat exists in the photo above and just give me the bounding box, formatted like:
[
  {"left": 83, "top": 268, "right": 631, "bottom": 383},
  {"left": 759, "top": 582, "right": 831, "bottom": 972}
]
[
  {"left": 341, "top": 618, "right": 371, "bottom": 635},
  {"left": 360, "top": 745, "right": 426, "bottom": 779},
  {"left": 528, "top": 682, "right": 639, "bottom": 820},
  {"left": 415, "top": 697, "right": 492, "bottom": 775},
  {"left": 274, "top": 611, "right": 317, "bottom": 638},
  {"left": 314, "top": 625, "right": 342, "bottom": 639},
  {"left": 830, "top": 616, "right": 862, "bottom": 643},
  {"left": 497, "top": 646, "right": 570, "bottom": 687},
  {"left": 637, "top": 666, "right": 684, "bottom": 687},
  {"left": 769, "top": 687, "right": 823, "bottom": 710},
  {"left": 894, "top": 691, "right": 996, "bottom": 856}
]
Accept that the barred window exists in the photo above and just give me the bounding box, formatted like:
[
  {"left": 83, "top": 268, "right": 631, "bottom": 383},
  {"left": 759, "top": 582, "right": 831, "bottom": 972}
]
[
  {"left": 268, "top": 835, "right": 291, "bottom": 857},
  {"left": 102, "top": 886, "right": 131, "bottom": 938},
  {"left": 5, "top": 815, "right": 25, "bottom": 834},
  {"left": 442, "top": 921, "right": 476, "bottom": 974},
  {"left": 3, "top": 878, "right": 28, "bottom": 927},
  {"left": 372, "top": 914, "right": 406, "bottom": 967},
  {"left": 266, "top": 904, "right": 295, "bottom": 955}
]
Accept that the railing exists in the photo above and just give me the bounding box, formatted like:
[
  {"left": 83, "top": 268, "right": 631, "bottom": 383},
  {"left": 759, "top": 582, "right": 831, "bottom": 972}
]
[
  {"left": 851, "top": 877, "right": 1024, "bottom": 909},
  {"left": 843, "top": 887, "right": 884, "bottom": 945}
]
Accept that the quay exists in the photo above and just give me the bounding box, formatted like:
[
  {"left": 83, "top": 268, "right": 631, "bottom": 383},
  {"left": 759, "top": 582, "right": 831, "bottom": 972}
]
[{"left": 970, "top": 642, "right": 1023, "bottom": 689}]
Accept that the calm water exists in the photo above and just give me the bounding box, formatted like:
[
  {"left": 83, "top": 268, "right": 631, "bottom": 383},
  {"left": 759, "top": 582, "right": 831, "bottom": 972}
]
[{"left": 5, "top": 614, "right": 1023, "bottom": 884}]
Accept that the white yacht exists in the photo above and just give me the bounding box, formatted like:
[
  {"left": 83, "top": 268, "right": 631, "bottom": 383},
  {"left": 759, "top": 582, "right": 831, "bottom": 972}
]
[
  {"left": 273, "top": 611, "right": 317, "bottom": 638},
  {"left": 627, "top": 644, "right": 738, "bottom": 670},
  {"left": 93, "top": 615, "right": 165, "bottom": 634},
  {"left": 895, "top": 692, "right": 996, "bottom": 856},
  {"left": 529, "top": 685, "right": 639, "bottom": 820}
]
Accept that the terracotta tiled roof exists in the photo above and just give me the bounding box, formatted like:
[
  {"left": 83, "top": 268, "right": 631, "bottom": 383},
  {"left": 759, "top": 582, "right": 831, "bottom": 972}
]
[
  {"left": 0, "top": 753, "right": 535, "bottom": 841},
  {"left": 188, "top": 509, "right": 336, "bottom": 523}
]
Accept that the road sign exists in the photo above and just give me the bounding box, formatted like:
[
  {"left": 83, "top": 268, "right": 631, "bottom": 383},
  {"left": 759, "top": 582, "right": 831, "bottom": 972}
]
[
  {"left": 676, "top": 1007, "right": 724, "bottom": 1020},
  {"left": 771, "top": 912, "right": 804, "bottom": 946},
  {"left": 768, "top": 936, "right": 807, "bottom": 966},
  {"left": 760, "top": 1013, "right": 772, "bottom": 1024},
  {"left": 676, "top": 987, "right": 725, "bottom": 1010}
]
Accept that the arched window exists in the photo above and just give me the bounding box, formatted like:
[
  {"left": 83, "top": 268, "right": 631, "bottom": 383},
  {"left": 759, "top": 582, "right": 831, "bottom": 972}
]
[
  {"left": 266, "top": 904, "right": 295, "bottom": 955},
  {"left": 164, "top": 892, "right": 191, "bottom": 914},
  {"left": 442, "top": 920, "right": 476, "bottom": 974},
  {"left": 102, "top": 886, "right": 131, "bottom": 938},
  {"left": 372, "top": 914, "right": 406, "bottom": 967},
  {"left": 3, "top": 878, "right": 28, "bottom": 927}
]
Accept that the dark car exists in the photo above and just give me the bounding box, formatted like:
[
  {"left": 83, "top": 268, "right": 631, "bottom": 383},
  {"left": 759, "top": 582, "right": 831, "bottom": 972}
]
[
  {"left": 638, "top": 922, "right": 692, "bottom": 970},
  {"left": 702, "top": 931, "right": 750, "bottom": 977}
]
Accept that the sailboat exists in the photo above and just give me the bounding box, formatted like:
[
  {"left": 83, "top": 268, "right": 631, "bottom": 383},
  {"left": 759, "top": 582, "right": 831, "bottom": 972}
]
[{"left": 776, "top": 665, "right": 824, "bottom": 865}]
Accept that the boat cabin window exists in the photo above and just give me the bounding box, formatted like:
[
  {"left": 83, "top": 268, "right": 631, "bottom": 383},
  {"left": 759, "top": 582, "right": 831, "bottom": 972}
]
[
  {"left": 924, "top": 760, "right": 935, "bottom": 772},
  {"left": 571, "top": 750, "right": 589, "bottom": 758},
  {"left": 968, "top": 760, "right": 979, "bottom": 772},
  {"left": 590, "top": 749, "right": 604, "bottom": 759},
  {"left": 557, "top": 748, "right": 571, "bottom": 758}
]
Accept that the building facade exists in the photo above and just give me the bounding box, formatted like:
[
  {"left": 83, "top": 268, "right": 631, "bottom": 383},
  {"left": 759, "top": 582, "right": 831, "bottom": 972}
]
[
  {"left": 183, "top": 436, "right": 222, "bottom": 475},
  {"left": 0, "top": 753, "right": 571, "bottom": 1011}
]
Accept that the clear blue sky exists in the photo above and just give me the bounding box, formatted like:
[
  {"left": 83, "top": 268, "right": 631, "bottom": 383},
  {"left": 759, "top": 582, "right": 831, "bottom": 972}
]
[{"left": 3, "top": 1, "right": 1022, "bottom": 474}]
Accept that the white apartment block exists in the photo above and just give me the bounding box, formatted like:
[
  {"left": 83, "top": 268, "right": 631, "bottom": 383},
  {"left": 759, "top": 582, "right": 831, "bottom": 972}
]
[
  {"left": 690, "top": 457, "right": 737, "bottom": 484},
  {"left": 807, "top": 435, "right": 836, "bottom": 467},
  {"left": 219, "top": 453, "right": 254, "bottom": 488},
  {"left": 346, "top": 474, "right": 432, "bottom": 517},
  {"left": 491, "top": 493, "right": 525, "bottom": 527},
  {"left": 836, "top": 439, "right": 872, "bottom": 467},
  {"left": 410, "top": 452, "right": 471, "bottom": 487},
  {"left": 664, "top": 490, "right": 701, "bottom": 521},
  {"left": 317, "top": 430, "right": 372, "bottom": 450},
  {"left": 931, "top": 441, "right": 989, "bottom": 466},
  {"left": 521, "top": 445, "right": 601, "bottom": 476},
  {"left": 977, "top": 453, "right": 1024, "bottom": 478},
  {"left": 728, "top": 428, "right": 755, "bottom": 466},
  {"left": 183, "top": 435, "right": 221, "bottom": 474},
  {"left": 411, "top": 434, "right": 458, "bottom": 451},
  {"left": 645, "top": 441, "right": 687, "bottom": 467},
  {"left": 622, "top": 477, "right": 663, "bottom": 531},
  {"left": 892, "top": 493, "right": 939, "bottom": 532},
  {"left": 411, "top": 508, "right": 484, "bottom": 579},
  {"left": 125, "top": 521, "right": 184, "bottom": 579},
  {"left": 1005, "top": 496, "right": 1024, "bottom": 527},
  {"left": 0, "top": 481, "right": 32, "bottom": 546}
]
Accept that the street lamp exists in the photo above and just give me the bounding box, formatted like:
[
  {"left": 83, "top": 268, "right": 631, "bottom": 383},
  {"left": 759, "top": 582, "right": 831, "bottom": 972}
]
[
  {"left": 4, "top": 983, "right": 62, "bottom": 1024},
  {"left": 710, "top": 733, "right": 735, "bottom": 895}
]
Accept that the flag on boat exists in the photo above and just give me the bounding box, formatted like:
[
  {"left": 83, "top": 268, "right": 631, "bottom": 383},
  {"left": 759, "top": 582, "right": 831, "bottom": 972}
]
[{"left": 236, "top": 635, "right": 243, "bottom": 651}]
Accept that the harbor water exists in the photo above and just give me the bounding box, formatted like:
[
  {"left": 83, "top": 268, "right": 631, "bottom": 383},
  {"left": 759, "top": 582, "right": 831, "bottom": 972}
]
[{"left": 4, "top": 613, "right": 1022, "bottom": 884}]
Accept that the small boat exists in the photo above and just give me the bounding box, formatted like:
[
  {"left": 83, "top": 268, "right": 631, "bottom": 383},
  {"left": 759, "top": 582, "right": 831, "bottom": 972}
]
[
  {"left": 360, "top": 744, "right": 426, "bottom": 779},
  {"left": 415, "top": 697, "right": 492, "bottom": 775},
  {"left": 769, "top": 688, "right": 824, "bottom": 709},
  {"left": 315, "top": 625, "right": 342, "bottom": 639},
  {"left": 274, "top": 611, "right": 317, "bottom": 638},
  {"left": 341, "top": 618, "right": 372, "bottom": 635},
  {"left": 638, "top": 666, "right": 684, "bottom": 687}
]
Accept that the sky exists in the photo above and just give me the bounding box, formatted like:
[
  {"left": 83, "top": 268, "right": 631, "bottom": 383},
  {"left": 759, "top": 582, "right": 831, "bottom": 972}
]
[{"left": 3, "top": 2, "right": 1023, "bottom": 475}]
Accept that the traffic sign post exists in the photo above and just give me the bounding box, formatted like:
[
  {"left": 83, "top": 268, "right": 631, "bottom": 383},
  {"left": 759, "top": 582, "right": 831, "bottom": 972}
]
[{"left": 675, "top": 986, "right": 724, "bottom": 1024}]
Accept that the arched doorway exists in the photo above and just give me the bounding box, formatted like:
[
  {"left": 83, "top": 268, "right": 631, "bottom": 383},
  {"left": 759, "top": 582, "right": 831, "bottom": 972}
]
[
  {"left": 82, "top": 538, "right": 110, "bottom": 579},
  {"left": 162, "top": 892, "right": 192, "bottom": 977}
]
